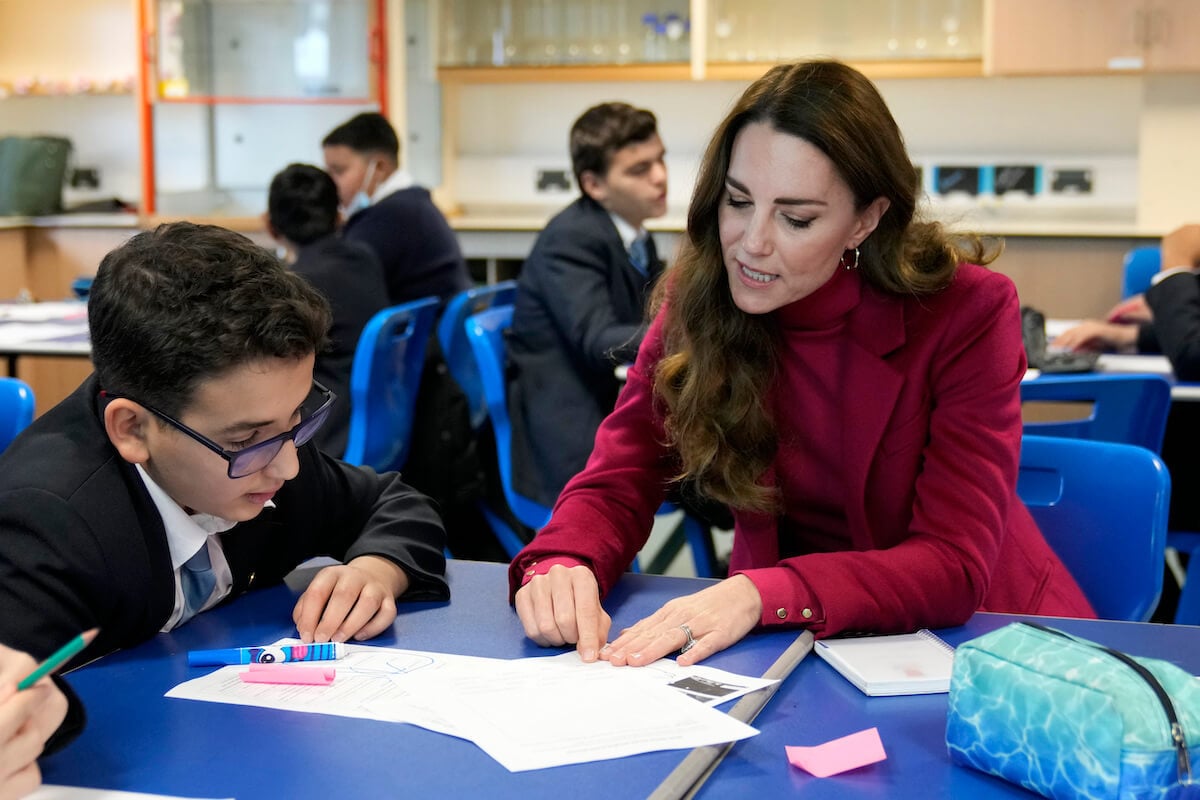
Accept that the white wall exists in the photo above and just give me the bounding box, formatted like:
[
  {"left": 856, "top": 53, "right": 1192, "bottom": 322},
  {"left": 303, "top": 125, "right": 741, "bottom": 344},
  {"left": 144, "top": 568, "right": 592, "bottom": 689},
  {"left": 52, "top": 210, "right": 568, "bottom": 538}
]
[{"left": 1137, "top": 74, "right": 1200, "bottom": 231}]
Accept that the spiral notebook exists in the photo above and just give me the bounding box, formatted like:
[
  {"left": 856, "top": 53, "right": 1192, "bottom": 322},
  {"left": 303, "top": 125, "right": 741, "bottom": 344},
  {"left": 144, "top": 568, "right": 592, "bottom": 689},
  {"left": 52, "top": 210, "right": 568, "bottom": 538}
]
[{"left": 815, "top": 630, "right": 955, "bottom": 697}]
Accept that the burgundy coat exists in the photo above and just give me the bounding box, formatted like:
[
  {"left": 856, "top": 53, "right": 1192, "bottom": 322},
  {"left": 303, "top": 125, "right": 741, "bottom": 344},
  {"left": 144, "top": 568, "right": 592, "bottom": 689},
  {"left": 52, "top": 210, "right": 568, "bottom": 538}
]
[{"left": 510, "top": 264, "right": 1094, "bottom": 637}]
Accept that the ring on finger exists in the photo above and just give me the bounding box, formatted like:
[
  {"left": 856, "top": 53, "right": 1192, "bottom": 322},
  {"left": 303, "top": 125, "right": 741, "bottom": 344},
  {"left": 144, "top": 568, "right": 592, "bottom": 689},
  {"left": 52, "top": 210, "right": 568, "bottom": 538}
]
[{"left": 679, "top": 623, "right": 696, "bottom": 654}]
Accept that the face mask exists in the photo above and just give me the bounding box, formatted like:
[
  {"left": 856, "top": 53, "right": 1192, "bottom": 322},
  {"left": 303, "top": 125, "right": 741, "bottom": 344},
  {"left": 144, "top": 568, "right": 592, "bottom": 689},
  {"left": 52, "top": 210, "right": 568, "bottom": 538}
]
[{"left": 341, "top": 159, "right": 377, "bottom": 218}]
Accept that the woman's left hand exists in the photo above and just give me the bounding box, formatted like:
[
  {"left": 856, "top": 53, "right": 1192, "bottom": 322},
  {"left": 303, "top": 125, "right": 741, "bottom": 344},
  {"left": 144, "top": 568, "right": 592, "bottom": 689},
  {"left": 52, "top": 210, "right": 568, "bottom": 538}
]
[{"left": 600, "top": 575, "right": 763, "bottom": 667}]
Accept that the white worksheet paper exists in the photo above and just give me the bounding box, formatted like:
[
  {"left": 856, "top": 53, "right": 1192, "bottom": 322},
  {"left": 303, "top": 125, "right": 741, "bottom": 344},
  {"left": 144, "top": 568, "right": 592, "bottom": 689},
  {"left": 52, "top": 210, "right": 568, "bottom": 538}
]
[
  {"left": 167, "top": 639, "right": 768, "bottom": 770},
  {"left": 535, "top": 650, "right": 778, "bottom": 706},
  {"left": 166, "top": 642, "right": 491, "bottom": 735},
  {"left": 392, "top": 656, "right": 760, "bottom": 772}
]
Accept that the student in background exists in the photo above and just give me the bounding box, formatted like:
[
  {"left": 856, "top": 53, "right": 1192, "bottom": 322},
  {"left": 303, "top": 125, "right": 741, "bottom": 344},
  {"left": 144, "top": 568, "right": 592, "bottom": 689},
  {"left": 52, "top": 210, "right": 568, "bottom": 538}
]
[
  {"left": 266, "top": 163, "right": 388, "bottom": 457},
  {"left": 1057, "top": 223, "right": 1200, "bottom": 537},
  {"left": 509, "top": 102, "right": 668, "bottom": 509},
  {"left": 0, "top": 643, "right": 79, "bottom": 799},
  {"left": 0, "top": 222, "right": 449, "bottom": 673},
  {"left": 510, "top": 60, "right": 1094, "bottom": 667},
  {"left": 321, "top": 112, "right": 471, "bottom": 305},
  {"left": 1056, "top": 224, "right": 1200, "bottom": 378},
  {"left": 323, "top": 113, "right": 495, "bottom": 560}
]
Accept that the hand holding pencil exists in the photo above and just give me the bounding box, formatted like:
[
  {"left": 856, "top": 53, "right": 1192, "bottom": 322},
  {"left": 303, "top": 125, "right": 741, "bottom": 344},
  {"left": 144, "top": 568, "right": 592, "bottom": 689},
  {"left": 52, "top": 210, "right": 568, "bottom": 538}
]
[{"left": 0, "top": 631, "right": 95, "bottom": 800}]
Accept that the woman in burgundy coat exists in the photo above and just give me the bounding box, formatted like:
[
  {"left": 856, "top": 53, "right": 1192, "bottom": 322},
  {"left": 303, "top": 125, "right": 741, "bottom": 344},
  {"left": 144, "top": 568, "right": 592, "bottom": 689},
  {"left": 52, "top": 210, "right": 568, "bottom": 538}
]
[{"left": 509, "top": 59, "right": 1094, "bottom": 668}]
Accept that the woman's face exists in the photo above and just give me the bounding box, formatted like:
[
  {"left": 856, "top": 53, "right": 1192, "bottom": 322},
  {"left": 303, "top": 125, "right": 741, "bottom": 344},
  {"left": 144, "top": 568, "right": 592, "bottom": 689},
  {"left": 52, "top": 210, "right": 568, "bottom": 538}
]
[{"left": 718, "top": 121, "right": 888, "bottom": 315}]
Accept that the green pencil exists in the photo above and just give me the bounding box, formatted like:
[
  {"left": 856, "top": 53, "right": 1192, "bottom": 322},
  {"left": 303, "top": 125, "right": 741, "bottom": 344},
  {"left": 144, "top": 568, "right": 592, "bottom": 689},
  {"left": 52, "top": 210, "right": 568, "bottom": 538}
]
[{"left": 17, "top": 628, "right": 98, "bottom": 690}]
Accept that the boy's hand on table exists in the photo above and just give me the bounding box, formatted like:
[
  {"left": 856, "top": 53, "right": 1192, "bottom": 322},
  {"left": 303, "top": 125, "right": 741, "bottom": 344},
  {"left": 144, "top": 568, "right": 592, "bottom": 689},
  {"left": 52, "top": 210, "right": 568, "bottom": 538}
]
[{"left": 293, "top": 556, "right": 408, "bottom": 643}]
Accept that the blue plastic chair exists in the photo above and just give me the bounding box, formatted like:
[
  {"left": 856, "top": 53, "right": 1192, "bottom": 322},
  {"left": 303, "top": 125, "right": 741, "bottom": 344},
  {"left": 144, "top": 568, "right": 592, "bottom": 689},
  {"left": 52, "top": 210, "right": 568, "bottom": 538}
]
[
  {"left": 466, "top": 306, "right": 721, "bottom": 576},
  {"left": 1121, "top": 246, "right": 1160, "bottom": 299},
  {"left": 464, "top": 306, "right": 551, "bottom": 559},
  {"left": 0, "top": 377, "right": 34, "bottom": 451},
  {"left": 1018, "top": 435, "right": 1170, "bottom": 622},
  {"left": 342, "top": 297, "right": 440, "bottom": 473},
  {"left": 466, "top": 306, "right": 555, "bottom": 534},
  {"left": 437, "top": 281, "right": 517, "bottom": 431},
  {"left": 1020, "top": 373, "right": 1172, "bottom": 454}
]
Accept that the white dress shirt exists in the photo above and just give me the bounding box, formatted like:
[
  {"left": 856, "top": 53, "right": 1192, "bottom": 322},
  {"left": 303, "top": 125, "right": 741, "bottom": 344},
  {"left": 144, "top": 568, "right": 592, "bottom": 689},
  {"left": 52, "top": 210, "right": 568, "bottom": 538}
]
[{"left": 135, "top": 464, "right": 250, "bottom": 631}]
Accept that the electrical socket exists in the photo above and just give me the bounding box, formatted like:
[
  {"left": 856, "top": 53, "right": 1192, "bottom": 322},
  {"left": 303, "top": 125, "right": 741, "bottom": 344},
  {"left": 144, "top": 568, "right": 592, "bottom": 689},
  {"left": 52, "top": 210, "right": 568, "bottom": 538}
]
[
  {"left": 1050, "top": 169, "right": 1093, "bottom": 194},
  {"left": 536, "top": 168, "right": 571, "bottom": 193},
  {"left": 69, "top": 166, "right": 100, "bottom": 190}
]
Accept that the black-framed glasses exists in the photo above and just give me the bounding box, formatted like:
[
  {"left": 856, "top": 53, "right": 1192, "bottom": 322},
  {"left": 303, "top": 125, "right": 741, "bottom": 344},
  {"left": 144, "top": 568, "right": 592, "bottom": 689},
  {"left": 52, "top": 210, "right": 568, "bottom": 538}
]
[{"left": 103, "top": 381, "right": 336, "bottom": 479}]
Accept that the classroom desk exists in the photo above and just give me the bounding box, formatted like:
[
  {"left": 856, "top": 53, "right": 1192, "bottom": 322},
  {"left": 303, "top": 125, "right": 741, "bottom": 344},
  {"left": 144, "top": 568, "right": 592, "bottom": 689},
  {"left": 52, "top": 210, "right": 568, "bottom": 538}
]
[
  {"left": 1044, "top": 318, "right": 1200, "bottom": 400},
  {"left": 1025, "top": 355, "right": 1200, "bottom": 401},
  {"left": 696, "top": 614, "right": 1200, "bottom": 799},
  {"left": 0, "top": 300, "right": 90, "bottom": 377},
  {"left": 39, "top": 560, "right": 802, "bottom": 799},
  {"left": 37, "top": 561, "right": 1200, "bottom": 798}
]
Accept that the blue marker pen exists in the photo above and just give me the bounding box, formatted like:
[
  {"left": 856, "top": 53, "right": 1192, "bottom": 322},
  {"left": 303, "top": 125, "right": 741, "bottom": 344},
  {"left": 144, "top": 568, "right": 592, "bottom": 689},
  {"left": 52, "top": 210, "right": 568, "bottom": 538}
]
[{"left": 187, "top": 642, "right": 346, "bottom": 667}]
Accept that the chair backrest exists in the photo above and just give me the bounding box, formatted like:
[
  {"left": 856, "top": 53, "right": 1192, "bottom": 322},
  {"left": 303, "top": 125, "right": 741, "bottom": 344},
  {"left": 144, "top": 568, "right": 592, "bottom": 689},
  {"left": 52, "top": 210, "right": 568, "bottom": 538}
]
[
  {"left": 437, "top": 280, "right": 518, "bottom": 430},
  {"left": 0, "top": 376, "right": 34, "bottom": 451},
  {"left": 1122, "top": 245, "right": 1161, "bottom": 299},
  {"left": 1020, "top": 373, "right": 1172, "bottom": 454},
  {"left": 342, "top": 297, "right": 440, "bottom": 473},
  {"left": 1018, "top": 435, "right": 1170, "bottom": 622},
  {"left": 465, "top": 305, "right": 552, "bottom": 530}
]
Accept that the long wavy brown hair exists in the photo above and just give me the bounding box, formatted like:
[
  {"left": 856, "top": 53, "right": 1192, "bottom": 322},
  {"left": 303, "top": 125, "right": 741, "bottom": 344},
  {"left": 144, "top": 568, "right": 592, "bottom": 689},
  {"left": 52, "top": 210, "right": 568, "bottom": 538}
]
[{"left": 653, "top": 60, "right": 1000, "bottom": 513}]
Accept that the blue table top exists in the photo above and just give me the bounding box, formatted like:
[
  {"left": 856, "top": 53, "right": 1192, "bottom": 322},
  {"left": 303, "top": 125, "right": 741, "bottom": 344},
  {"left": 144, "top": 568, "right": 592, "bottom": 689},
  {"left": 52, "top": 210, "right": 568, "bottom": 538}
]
[
  {"left": 41, "top": 560, "right": 1200, "bottom": 798},
  {"left": 695, "top": 614, "right": 1200, "bottom": 799},
  {"left": 40, "top": 560, "right": 800, "bottom": 799}
]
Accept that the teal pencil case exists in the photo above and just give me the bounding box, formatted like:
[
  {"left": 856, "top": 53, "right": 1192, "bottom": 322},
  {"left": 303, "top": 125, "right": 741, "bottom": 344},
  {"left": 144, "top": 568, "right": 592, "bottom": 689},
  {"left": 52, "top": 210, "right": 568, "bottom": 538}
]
[{"left": 946, "top": 621, "right": 1200, "bottom": 799}]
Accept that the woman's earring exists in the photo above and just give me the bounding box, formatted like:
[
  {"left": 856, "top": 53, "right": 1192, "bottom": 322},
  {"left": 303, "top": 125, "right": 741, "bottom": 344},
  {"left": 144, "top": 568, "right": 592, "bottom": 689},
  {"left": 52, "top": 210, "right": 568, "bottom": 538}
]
[{"left": 841, "top": 246, "right": 860, "bottom": 270}]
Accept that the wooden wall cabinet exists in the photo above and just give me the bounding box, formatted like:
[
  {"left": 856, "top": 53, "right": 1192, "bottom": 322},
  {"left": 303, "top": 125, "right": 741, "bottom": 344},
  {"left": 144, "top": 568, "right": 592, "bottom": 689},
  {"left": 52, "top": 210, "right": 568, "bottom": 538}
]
[{"left": 987, "top": 0, "right": 1200, "bottom": 75}]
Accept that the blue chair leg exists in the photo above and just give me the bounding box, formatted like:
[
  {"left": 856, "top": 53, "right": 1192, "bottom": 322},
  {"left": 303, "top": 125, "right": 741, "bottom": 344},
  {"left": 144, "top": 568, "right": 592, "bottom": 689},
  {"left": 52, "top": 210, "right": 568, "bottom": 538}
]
[{"left": 1171, "top": 532, "right": 1200, "bottom": 625}]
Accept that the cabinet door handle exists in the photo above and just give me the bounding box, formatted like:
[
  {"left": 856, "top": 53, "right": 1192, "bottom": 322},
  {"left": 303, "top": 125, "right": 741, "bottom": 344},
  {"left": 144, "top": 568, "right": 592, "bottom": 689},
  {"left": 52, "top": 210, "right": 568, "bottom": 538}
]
[
  {"left": 1132, "top": 8, "right": 1147, "bottom": 49},
  {"left": 1151, "top": 7, "right": 1168, "bottom": 48}
]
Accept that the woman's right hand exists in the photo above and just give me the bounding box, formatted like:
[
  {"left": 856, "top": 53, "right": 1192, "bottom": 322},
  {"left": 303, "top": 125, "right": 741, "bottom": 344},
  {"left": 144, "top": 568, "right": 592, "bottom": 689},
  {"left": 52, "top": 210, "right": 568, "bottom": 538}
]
[
  {"left": 0, "top": 645, "right": 69, "bottom": 800},
  {"left": 514, "top": 564, "right": 611, "bottom": 663}
]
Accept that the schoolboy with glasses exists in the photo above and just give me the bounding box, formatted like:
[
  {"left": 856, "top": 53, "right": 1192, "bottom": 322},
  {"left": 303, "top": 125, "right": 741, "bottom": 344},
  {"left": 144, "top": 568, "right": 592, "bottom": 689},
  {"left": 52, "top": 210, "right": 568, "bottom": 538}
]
[{"left": 0, "top": 222, "right": 449, "bottom": 676}]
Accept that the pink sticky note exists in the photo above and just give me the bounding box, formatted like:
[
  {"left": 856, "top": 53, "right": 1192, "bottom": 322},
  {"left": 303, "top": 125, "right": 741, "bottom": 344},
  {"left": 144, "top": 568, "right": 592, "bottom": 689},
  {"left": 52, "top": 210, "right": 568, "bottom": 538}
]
[
  {"left": 785, "top": 727, "right": 887, "bottom": 778},
  {"left": 239, "top": 665, "right": 336, "bottom": 685}
]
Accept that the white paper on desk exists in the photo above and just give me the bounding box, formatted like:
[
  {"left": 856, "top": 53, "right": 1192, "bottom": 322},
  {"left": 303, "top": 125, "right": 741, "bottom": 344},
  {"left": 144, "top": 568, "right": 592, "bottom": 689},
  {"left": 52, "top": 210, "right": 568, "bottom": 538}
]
[
  {"left": 0, "top": 322, "right": 88, "bottom": 346},
  {"left": 0, "top": 301, "right": 87, "bottom": 322},
  {"left": 29, "top": 787, "right": 231, "bottom": 800},
  {"left": 1097, "top": 353, "right": 1174, "bottom": 375},
  {"left": 405, "top": 658, "right": 758, "bottom": 772},
  {"left": 536, "top": 650, "right": 778, "bottom": 705},
  {"left": 166, "top": 639, "right": 496, "bottom": 736}
]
